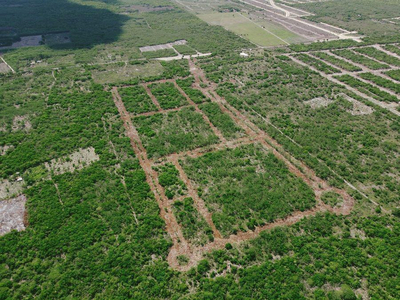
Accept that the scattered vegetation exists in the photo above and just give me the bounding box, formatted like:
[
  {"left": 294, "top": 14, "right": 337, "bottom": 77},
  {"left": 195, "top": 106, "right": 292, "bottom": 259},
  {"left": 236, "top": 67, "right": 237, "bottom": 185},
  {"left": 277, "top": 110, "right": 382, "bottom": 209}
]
[
  {"left": 294, "top": 53, "right": 341, "bottom": 74},
  {"left": 333, "top": 49, "right": 389, "bottom": 70}
]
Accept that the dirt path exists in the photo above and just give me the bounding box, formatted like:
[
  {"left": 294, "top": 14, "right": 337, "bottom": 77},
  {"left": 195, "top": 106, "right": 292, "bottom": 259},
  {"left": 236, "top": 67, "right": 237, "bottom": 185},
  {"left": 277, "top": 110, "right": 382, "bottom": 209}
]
[
  {"left": 169, "top": 154, "right": 222, "bottom": 239},
  {"left": 142, "top": 84, "right": 162, "bottom": 111},
  {"left": 111, "top": 87, "right": 190, "bottom": 252}
]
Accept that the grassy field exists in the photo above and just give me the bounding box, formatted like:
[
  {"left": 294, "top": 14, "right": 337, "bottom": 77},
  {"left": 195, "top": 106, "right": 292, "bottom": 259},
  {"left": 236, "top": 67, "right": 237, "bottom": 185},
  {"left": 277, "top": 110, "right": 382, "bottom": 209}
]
[{"left": 197, "top": 12, "right": 300, "bottom": 47}]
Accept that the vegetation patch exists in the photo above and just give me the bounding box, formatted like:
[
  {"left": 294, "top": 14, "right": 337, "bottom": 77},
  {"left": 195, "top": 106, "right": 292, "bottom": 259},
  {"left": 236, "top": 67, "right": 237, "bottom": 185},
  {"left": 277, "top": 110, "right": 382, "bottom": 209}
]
[
  {"left": 173, "top": 197, "right": 213, "bottom": 245},
  {"left": 176, "top": 77, "right": 209, "bottom": 104},
  {"left": 119, "top": 85, "right": 157, "bottom": 115},
  {"left": 143, "top": 49, "right": 178, "bottom": 59},
  {"left": 199, "top": 102, "right": 245, "bottom": 140},
  {"left": 313, "top": 52, "right": 361, "bottom": 72},
  {"left": 354, "top": 47, "right": 400, "bottom": 67},
  {"left": 321, "top": 191, "right": 343, "bottom": 207},
  {"left": 335, "top": 74, "right": 399, "bottom": 102},
  {"left": 182, "top": 143, "right": 316, "bottom": 237},
  {"left": 149, "top": 82, "right": 187, "bottom": 109},
  {"left": 294, "top": 53, "right": 341, "bottom": 74},
  {"left": 333, "top": 49, "right": 389, "bottom": 70},
  {"left": 384, "top": 69, "right": 400, "bottom": 81},
  {"left": 155, "top": 163, "right": 187, "bottom": 200},
  {"left": 358, "top": 72, "right": 400, "bottom": 94},
  {"left": 133, "top": 107, "right": 219, "bottom": 159},
  {"left": 173, "top": 44, "right": 197, "bottom": 55}
]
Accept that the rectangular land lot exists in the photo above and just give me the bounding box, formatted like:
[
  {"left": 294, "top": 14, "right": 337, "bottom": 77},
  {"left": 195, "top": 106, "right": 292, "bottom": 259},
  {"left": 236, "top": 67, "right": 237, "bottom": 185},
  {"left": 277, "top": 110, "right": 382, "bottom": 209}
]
[
  {"left": 182, "top": 143, "right": 316, "bottom": 237},
  {"left": 132, "top": 106, "right": 219, "bottom": 159}
]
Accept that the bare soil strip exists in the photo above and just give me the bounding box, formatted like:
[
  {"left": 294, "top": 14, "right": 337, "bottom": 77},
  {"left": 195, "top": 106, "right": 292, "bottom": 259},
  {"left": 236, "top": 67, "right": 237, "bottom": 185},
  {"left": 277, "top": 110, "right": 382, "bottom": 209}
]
[
  {"left": 169, "top": 154, "right": 222, "bottom": 239},
  {"left": 173, "top": 81, "right": 226, "bottom": 143},
  {"left": 112, "top": 60, "right": 355, "bottom": 272},
  {"left": 142, "top": 84, "right": 162, "bottom": 111},
  {"left": 111, "top": 87, "right": 189, "bottom": 250}
]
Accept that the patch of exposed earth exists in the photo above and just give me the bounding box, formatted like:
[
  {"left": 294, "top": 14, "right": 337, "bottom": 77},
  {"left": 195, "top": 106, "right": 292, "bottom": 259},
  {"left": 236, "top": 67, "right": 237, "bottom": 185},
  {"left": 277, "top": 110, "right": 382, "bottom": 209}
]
[
  {"left": 45, "top": 147, "right": 100, "bottom": 175},
  {"left": 0, "top": 194, "right": 27, "bottom": 236}
]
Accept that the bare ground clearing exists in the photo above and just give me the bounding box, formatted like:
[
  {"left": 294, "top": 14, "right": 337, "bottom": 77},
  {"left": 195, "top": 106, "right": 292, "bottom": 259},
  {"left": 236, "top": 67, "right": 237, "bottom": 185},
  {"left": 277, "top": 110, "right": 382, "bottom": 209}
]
[
  {"left": 45, "top": 147, "right": 100, "bottom": 175},
  {"left": 0, "top": 194, "right": 27, "bottom": 236}
]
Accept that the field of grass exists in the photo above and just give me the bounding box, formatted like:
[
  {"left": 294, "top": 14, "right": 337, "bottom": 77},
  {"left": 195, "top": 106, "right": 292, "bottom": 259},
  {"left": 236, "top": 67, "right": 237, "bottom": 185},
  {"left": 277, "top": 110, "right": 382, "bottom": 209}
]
[
  {"left": 132, "top": 106, "right": 219, "bottom": 158},
  {"left": 197, "top": 12, "right": 296, "bottom": 47},
  {"left": 182, "top": 143, "right": 316, "bottom": 237},
  {"left": 91, "top": 61, "right": 164, "bottom": 84}
]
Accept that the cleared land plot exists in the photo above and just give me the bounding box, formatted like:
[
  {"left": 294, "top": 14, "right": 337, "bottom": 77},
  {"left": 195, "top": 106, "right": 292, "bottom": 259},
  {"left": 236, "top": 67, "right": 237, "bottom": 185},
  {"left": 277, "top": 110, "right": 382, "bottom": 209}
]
[
  {"left": 92, "top": 61, "right": 164, "bottom": 84},
  {"left": 385, "top": 69, "right": 400, "bottom": 82},
  {"left": 358, "top": 73, "right": 400, "bottom": 94},
  {"left": 0, "top": 194, "right": 26, "bottom": 236},
  {"left": 119, "top": 85, "right": 158, "bottom": 114},
  {"left": 294, "top": 53, "right": 341, "bottom": 74},
  {"left": 173, "top": 197, "right": 213, "bottom": 246},
  {"left": 132, "top": 106, "right": 219, "bottom": 159},
  {"left": 45, "top": 147, "right": 100, "bottom": 176},
  {"left": 0, "top": 62, "right": 10, "bottom": 73},
  {"left": 353, "top": 47, "right": 400, "bottom": 67},
  {"left": 149, "top": 82, "right": 188, "bottom": 109},
  {"left": 198, "top": 12, "right": 292, "bottom": 47},
  {"left": 313, "top": 52, "right": 361, "bottom": 72},
  {"left": 332, "top": 49, "right": 389, "bottom": 70},
  {"left": 335, "top": 74, "right": 399, "bottom": 103},
  {"left": 199, "top": 102, "right": 245, "bottom": 140},
  {"left": 0, "top": 179, "right": 24, "bottom": 200},
  {"left": 181, "top": 143, "right": 316, "bottom": 237},
  {"left": 176, "top": 77, "right": 209, "bottom": 104},
  {"left": 139, "top": 40, "right": 186, "bottom": 52}
]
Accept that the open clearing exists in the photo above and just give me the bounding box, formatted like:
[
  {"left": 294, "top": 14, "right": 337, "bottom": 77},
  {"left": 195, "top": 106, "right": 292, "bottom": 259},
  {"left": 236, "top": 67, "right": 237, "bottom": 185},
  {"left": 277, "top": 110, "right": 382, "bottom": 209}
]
[
  {"left": 45, "top": 147, "right": 100, "bottom": 176},
  {"left": 0, "top": 194, "right": 27, "bottom": 236}
]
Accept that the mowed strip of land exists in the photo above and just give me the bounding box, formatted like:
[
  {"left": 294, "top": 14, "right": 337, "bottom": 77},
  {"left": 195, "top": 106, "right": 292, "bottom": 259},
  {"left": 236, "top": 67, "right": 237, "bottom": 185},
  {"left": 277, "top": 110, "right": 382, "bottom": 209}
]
[{"left": 197, "top": 12, "right": 297, "bottom": 46}]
